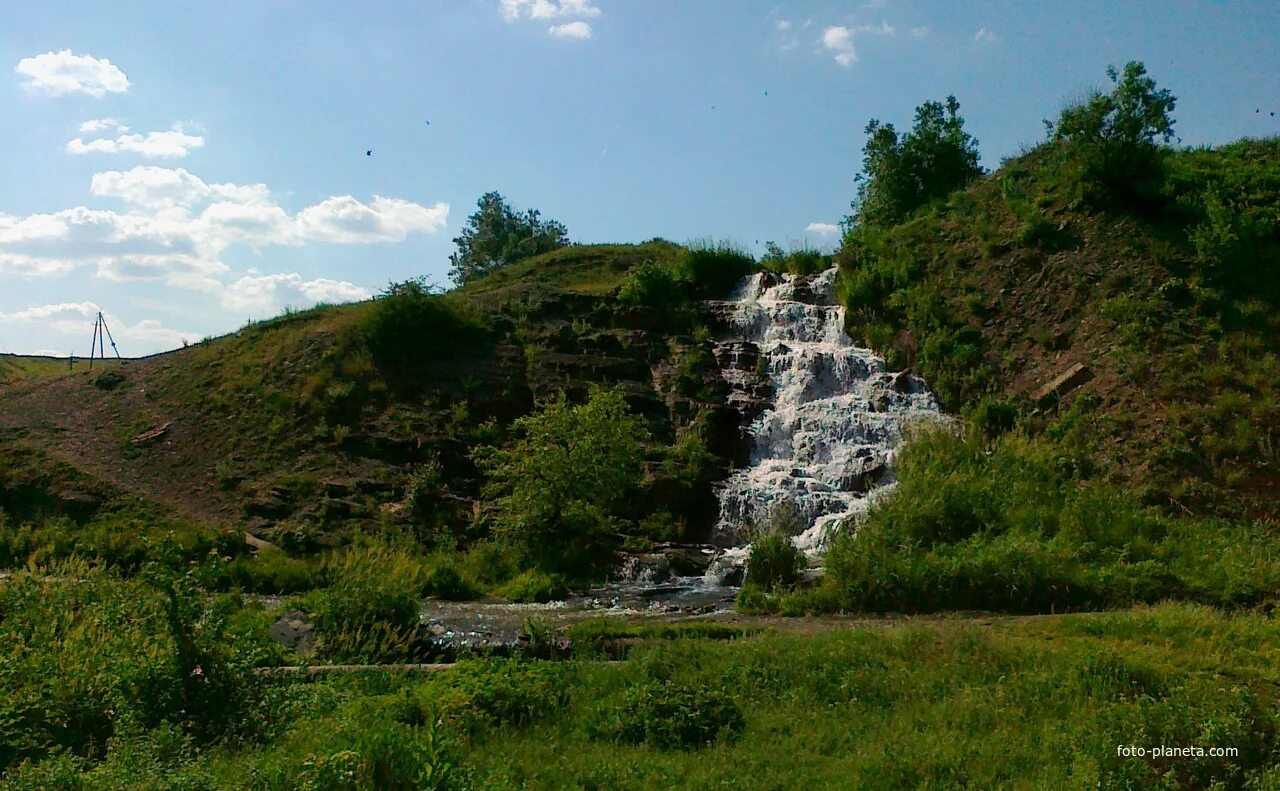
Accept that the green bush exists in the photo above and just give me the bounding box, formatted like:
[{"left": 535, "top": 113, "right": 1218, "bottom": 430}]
[
  {"left": 744, "top": 532, "right": 804, "bottom": 591},
  {"left": 227, "top": 547, "right": 318, "bottom": 594},
  {"left": 497, "top": 569, "right": 567, "bottom": 603},
  {"left": 0, "top": 511, "right": 239, "bottom": 574},
  {"left": 851, "top": 95, "right": 984, "bottom": 228},
  {"left": 312, "top": 540, "right": 426, "bottom": 661},
  {"left": 404, "top": 455, "right": 452, "bottom": 547},
  {"left": 675, "top": 241, "right": 757, "bottom": 297},
  {"left": 448, "top": 191, "right": 569, "bottom": 285},
  {"left": 617, "top": 262, "right": 684, "bottom": 307},
  {"left": 454, "top": 540, "right": 523, "bottom": 588},
  {"left": 1046, "top": 61, "right": 1176, "bottom": 202},
  {"left": 428, "top": 660, "right": 568, "bottom": 730},
  {"left": 591, "top": 681, "right": 745, "bottom": 750},
  {"left": 361, "top": 279, "right": 487, "bottom": 369},
  {"left": 0, "top": 563, "right": 258, "bottom": 776},
  {"left": 228, "top": 696, "right": 468, "bottom": 791},
  {"left": 733, "top": 581, "right": 772, "bottom": 614},
  {"left": 967, "top": 396, "right": 1018, "bottom": 438},
  {"left": 1188, "top": 187, "right": 1279, "bottom": 294},
  {"left": 421, "top": 553, "right": 481, "bottom": 601},
  {"left": 567, "top": 617, "right": 750, "bottom": 656},
  {"left": 761, "top": 242, "right": 829, "bottom": 275}
]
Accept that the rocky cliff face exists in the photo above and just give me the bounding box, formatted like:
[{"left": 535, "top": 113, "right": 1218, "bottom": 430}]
[{"left": 226, "top": 294, "right": 759, "bottom": 548}]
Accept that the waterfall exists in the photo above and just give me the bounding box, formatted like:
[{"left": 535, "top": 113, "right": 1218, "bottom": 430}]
[{"left": 709, "top": 267, "right": 941, "bottom": 573}]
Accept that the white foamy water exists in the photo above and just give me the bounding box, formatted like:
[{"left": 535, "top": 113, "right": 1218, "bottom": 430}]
[{"left": 709, "top": 267, "right": 941, "bottom": 574}]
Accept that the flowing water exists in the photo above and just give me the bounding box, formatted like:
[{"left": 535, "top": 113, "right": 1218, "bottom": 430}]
[
  {"left": 707, "top": 267, "right": 942, "bottom": 572},
  {"left": 414, "top": 267, "right": 941, "bottom": 641}
]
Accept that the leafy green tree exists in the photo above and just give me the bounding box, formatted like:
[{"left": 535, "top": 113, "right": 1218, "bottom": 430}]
[
  {"left": 448, "top": 192, "right": 569, "bottom": 285},
  {"left": 852, "top": 96, "right": 984, "bottom": 228},
  {"left": 472, "top": 386, "right": 647, "bottom": 573},
  {"left": 1046, "top": 61, "right": 1176, "bottom": 198},
  {"left": 1047, "top": 61, "right": 1176, "bottom": 150}
]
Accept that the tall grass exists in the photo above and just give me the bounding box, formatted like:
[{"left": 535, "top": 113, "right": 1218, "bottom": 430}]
[
  {"left": 774, "top": 423, "right": 1280, "bottom": 615},
  {"left": 310, "top": 538, "right": 428, "bottom": 662},
  {"left": 677, "top": 238, "right": 758, "bottom": 297},
  {"left": 4, "top": 567, "right": 1278, "bottom": 789},
  {"left": 760, "top": 240, "right": 831, "bottom": 275}
]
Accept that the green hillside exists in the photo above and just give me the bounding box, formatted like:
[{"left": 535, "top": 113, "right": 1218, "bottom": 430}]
[
  {"left": 0, "top": 239, "right": 761, "bottom": 591},
  {"left": 0, "top": 353, "right": 69, "bottom": 383},
  {"left": 836, "top": 136, "right": 1280, "bottom": 519}
]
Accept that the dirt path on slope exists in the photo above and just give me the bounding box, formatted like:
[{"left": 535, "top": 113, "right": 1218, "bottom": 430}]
[{"left": 0, "top": 360, "right": 239, "bottom": 526}]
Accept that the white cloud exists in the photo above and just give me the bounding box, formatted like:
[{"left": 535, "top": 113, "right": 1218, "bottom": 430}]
[
  {"left": 909, "top": 26, "right": 930, "bottom": 38},
  {"left": 67, "top": 124, "right": 205, "bottom": 159},
  {"left": 805, "top": 222, "right": 840, "bottom": 236},
  {"left": 298, "top": 278, "right": 371, "bottom": 303},
  {"left": 774, "top": 15, "right": 800, "bottom": 50},
  {"left": 503, "top": 0, "right": 599, "bottom": 38},
  {"left": 548, "top": 21, "right": 592, "bottom": 39},
  {"left": 0, "top": 212, "right": 74, "bottom": 244},
  {"left": 974, "top": 27, "right": 997, "bottom": 43},
  {"left": 0, "top": 302, "right": 100, "bottom": 322},
  {"left": 223, "top": 272, "right": 370, "bottom": 313},
  {"left": 820, "top": 19, "right": 897, "bottom": 66},
  {"left": 90, "top": 166, "right": 270, "bottom": 209},
  {"left": 500, "top": 0, "right": 524, "bottom": 21},
  {"left": 503, "top": 0, "right": 600, "bottom": 20},
  {"left": 3, "top": 166, "right": 447, "bottom": 297},
  {"left": 296, "top": 195, "right": 449, "bottom": 243},
  {"left": 79, "top": 118, "right": 126, "bottom": 134},
  {"left": 822, "top": 26, "right": 857, "bottom": 67},
  {"left": 856, "top": 20, "right": 895, "bottom": 35},
  {"left": 557, "top": 0, "right": 601, "bottom": 16},
  {"left": 113, "top": 318, "right": 202, "bottom": 347},
  {"left": 14, "top": 50, "right": 129, "bottom": 97},
  {"left": 2, "top": 156, "right": 445, "bottom": 352},
  {"left": 0, "top": 302, "right": 200, "bottom": 350},
  {"left": 201, "top": 201, "right": 294, "bottom": 249},
  {"left": 0, "top": 252, "right": 80, "bottom": 276}
]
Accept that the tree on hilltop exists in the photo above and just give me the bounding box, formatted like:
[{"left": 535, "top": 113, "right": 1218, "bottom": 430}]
[
  {"left": 851, "top": 95, "right": 984, "bottom": 229},
  {"left": 448, "top": 191, "right": 569, "bottom": 285}
]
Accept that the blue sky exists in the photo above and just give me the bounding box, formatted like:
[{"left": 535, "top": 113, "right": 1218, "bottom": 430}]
[{"left": 2, "top": 1, "right": 1278, "bottom": 356}]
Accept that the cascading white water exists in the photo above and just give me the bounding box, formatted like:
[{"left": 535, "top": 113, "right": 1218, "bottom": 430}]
[{"left": 709, "top": 267, "right": 941, "bottom": 572}]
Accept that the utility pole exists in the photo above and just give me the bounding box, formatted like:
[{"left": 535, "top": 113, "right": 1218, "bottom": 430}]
[{"left": 88, "top": 311, "right": 122, "bottom": 369}]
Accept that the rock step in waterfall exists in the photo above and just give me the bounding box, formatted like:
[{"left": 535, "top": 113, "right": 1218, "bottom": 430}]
[{"left": 705, "top": 267, "right": 942, "bottom": 580}]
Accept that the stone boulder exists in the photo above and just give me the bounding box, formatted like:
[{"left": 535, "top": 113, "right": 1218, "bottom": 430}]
[{"left": 268, "top": 611, "right": 316, "bottom": 655}]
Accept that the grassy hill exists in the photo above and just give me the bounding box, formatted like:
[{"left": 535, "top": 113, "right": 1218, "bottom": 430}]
[
  {"left": 0, "top": 353, "right": 69, "bottom": 384},
  {"left": 836, "top": 136, "right": 1280, "bottom": 519},
  {"left": 0, "top": 240, "right": 759, "bottom": 587}
]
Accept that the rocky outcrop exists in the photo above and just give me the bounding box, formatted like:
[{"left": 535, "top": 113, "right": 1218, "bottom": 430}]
[{"left": 1031, "top": 363, "right": 1093, "bottom": 404}]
